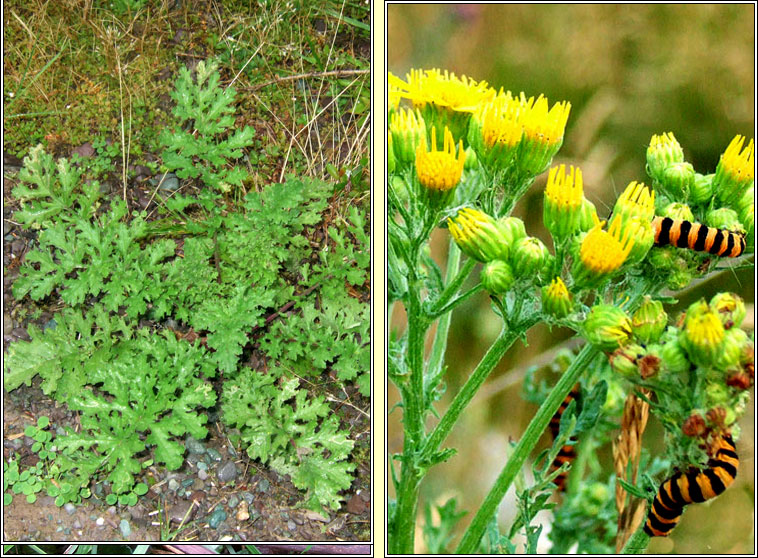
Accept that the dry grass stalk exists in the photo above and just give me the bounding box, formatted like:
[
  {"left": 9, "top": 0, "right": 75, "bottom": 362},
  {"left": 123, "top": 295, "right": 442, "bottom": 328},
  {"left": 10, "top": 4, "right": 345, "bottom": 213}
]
[{"left": 613, "top": 388, "right": 650, "bottom": 552}]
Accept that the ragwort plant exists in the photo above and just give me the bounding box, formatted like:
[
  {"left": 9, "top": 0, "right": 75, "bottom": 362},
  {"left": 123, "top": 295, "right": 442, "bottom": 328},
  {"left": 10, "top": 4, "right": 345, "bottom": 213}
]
[
  {"left": 387, "top": 68, "right": 754, "bottom": 554},
  {"left": 4, "top": 60, "right": 368, "bottom": 515}
]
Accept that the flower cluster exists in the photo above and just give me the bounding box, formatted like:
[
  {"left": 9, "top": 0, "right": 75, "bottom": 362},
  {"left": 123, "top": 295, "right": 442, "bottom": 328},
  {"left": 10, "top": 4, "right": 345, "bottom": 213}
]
[
  {"left": 388, "top": 68, "right": 572, "bottom": 211},
  {"left": 645, "top": 132, "right": 754, "bottom": 286},
  {"left": 448, "top": 207, "right": 553, "bottom": 293},
  {"left": 605, "top": 293, "right": 752, "bottom": 438}
]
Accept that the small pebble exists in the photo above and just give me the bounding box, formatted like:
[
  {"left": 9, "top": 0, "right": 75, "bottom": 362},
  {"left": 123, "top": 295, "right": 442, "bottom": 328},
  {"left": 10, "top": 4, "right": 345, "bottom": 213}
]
[
  {"left": 206, "top": 448, "right": 222, "bottom": 462},
  {"left": 236, "top": 500, "right": 249, "bottom": 521},
  {"left": 168, "top": 478, "right": 181, "bottom": 492},
  {"left": 197, "top": 468, "right": 208, "bottom": 480},
  {"left": 207, "top": 507, "right": 227, "bottom": 529},
  {"left": 257, "top": 478, "right": 270, "bottom": 493},
  {"left": 185, "top": 436, "right": 206, "bottom": 455},
  {"left": 119, "top": 519, "right": 131, "bottom": 538},
  {"left": 216, "top": 461, "right": 238, "bottom": 484}
]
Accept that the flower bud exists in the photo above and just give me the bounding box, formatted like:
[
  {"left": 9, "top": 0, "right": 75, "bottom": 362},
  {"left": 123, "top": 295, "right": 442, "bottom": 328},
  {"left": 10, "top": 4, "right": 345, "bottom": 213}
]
[
  {"left": 715, "top": 328, "right": 748, "bottom": 370},
  {"left": 543, "top": 165, "right": 585, "bottom": 242},
  {"left": 705, "top": 207, "right": 743, "bottom": 232},
  {"left": 612, "top": 182, "right": 656, "bottom": 225},
  {"left": 660, "top": 202, "right": 695, "bottom": 222},
  {"left": 511, "top": 236, "right": 553, "bottom": 280},
  {"left": 584, "top": 304, "right": 633, "bottom": 351},
  {"left": 661, "top": 336, "right": 690, "bottom": 374},
  {"left": 646, "top": 132, "right": 684, "bottom": 184},
  {"left": 496, "top": 216, "right": 527, "bottom": 248},
  {"left": 712, "top": 135, "right": 754, "bottom": 208},
  {"left": 389, "top": 107, "right": 427, "bottom": 168},
  {"left": 463, "top": 146, "right": 479, "bottom": 171},
  {"left": 447, "top": 207, "right": 510, "bottom": 262},
  {"left": 516, "top": 95, "right": 571, "bottom": 176},
  {"left": 609, "top": 343, "right": 644, "bottom": 378},
  {"left": 705, "top": 382, "right": 730, "bottom": 407},
  {"left": 679, "top": 300, "right": 725, "bottom": 367},
  {"left": 709, "top": 292, "right": 746, "bottom": 329},
  {"left": 726, "top": 369, "right": 753, "bottom": 390},
  {"left": 622, "top": 216, "right": 655, "bottom": 265},
  {"left": 577, "top": 198, "right": 599, "bottom": 232},
  {"left": 681, "top": 413, "right": 707, "bottom": 437},
  {"left": 638, "top": 345, "right": 663, "bottom": 379},
  {"left": 481, "top": 259, "right": 515, "bottom": 295},
  {"left": 705, "top": 406, "right": 727, "bottom": 427},
  {"left": 690, "top": 172, "right": 714, "bottom": 205},
  {"left": 631, "top": 297, "right": 668, "bottom": 345},
  {"left": 661, "top": 162, "right": 695, "bottom": 201},
  {"left": 415, "top": 126, "right": 465, "bottom": 210},
  {"left": 541, "top": 277, "right": 573, "bottom": 319}
]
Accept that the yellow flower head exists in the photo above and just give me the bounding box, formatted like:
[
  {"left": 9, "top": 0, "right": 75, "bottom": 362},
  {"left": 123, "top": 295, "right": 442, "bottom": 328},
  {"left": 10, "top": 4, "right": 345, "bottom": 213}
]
[
  {"left": 721, "top": 135, "right": 754, "bottom": 183},
  {"left": 613, "top": 181, "right": 656, "bottom": 223},
  {"left": 390, "top": 68, "right": 495, "bottom": 112},
  {"left": 545, "top": 164, "right": 584, "bottom": 210},
  {"left": 389, "top": 107, "right": 426, "bottom": 167},
  {"left": 415, "top": 126, "right": 465, "bottom": 208},
  {"left": 647, "top": 132, "right": 685, "bottom": 183},
  {"left": 713, "top": 135, "right": 754, "bottom": 207},
  {"left": 521, "top": 94, "right": 571, "bottom": 146},
  {"left": 473, "top": 90, "right": 527, "bottom": 149},
  {"left": 542, "top": 276, "right": 573, "bottom": 319},
  {"left": 573, "top": 216, "right": 633, "bottom": 288},
  {"left": 680, "top": 300, "right": 726, "bottom": 366},
  {"left": 544, "top": 164, "right": 585, "bottom": 241}
]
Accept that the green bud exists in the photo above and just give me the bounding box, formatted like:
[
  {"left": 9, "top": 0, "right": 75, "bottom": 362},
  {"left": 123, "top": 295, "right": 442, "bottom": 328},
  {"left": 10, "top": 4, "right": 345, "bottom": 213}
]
[
  {"left": 463, "top": 146, "right": 479, "bottom": 171},
  {"left": 511, "top": 236, "right": 552, "bottom": 280},
  {"left": 646, "top": 132, "right": 684, "bottom": 184},
  {"left": 705, "top": 207, "right": 743, "bottom": 232},
  {"left": 623, "top": 217, "right": 655, "bottom": 265},
  {"left": 481, "top": 259, "right": 515, "bottom": 295},
  {"left": 496, "top": 216, "right": 527, "bottom": 247},
  {"left": 661, "top": 336, "right": 690, "bottom": 374},
  {"left": 448, "top": 208, "right": 511, "bottom": 262},
  {"left": 584, "top": 304, "right": 633, "bottom": 352},
  {"left": 710, "top": 293, "right": 746, "bottom": 329},
  {"left": 715, "top": 328, "right": 749, "bottom": 370},
  {"left": 578, "top": 198, "right": 598, "bottom": 232},
  {"left": 660, "top": 202, "right": 695, "bottom": 222},
  {"left": 631, "top": 297, "right": 668, "bottom": 344},
  {"left": 609, "top": 343, "right": 645, "bottom": 378},
  {"left": 690, "top": 172, "right": 714, "bottom": 205},
  {"left": 705, "top": 381, "right": 730, "bottom": 407},
  {"left": 666, "top": 266, "right": 693, "bottom": 291},
  {"left": 661, "top": 162, "right": 695, "bottom": 201},
  {"left": 541, "top": 277, "right": 573, "bottom": 319}
]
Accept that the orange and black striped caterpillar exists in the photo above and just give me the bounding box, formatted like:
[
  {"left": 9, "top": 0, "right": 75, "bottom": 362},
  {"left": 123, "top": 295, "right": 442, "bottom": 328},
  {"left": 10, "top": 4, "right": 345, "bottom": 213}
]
[
  {"left": 644, "top": 434, "right": 739, "bottom": 537},
  {"left": 548, "top": 383, "right": 581, "bottom": 491},
  {"left": 652, "top": 216, "right": 746, "bottom": 258}
]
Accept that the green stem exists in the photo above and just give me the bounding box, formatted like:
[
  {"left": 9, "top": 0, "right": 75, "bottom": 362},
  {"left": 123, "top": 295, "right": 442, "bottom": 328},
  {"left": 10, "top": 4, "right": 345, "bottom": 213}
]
[
  {"left": 426, "top": 241, "right": 464, "bottom": 383},
  {"left": 620, "top": 526, "right": 649, "bottom": 554},
  {"left": 420, "top": 317, "right": 536, "bottom": 465},
  {"left": 455, "top": 343, "right": 600, "bottom": 554}
]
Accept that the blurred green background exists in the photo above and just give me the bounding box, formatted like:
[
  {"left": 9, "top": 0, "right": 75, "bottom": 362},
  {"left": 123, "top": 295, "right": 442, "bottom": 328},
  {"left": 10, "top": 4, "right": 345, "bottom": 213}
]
[{"left": 387, "top": 4, "right": 755, "bottom": 554}]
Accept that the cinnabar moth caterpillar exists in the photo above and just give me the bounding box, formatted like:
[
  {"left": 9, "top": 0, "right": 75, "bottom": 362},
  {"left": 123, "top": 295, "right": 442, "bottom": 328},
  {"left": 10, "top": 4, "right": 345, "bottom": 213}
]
[
  {"left": 644, "top": 434, "right": 739, "bottom": 537},
  {"left": 652, "top": 216, "right": 745, "bottom": 258},
  {"left": 548, "top": 383, "right": 581, "bottom": 491}
]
